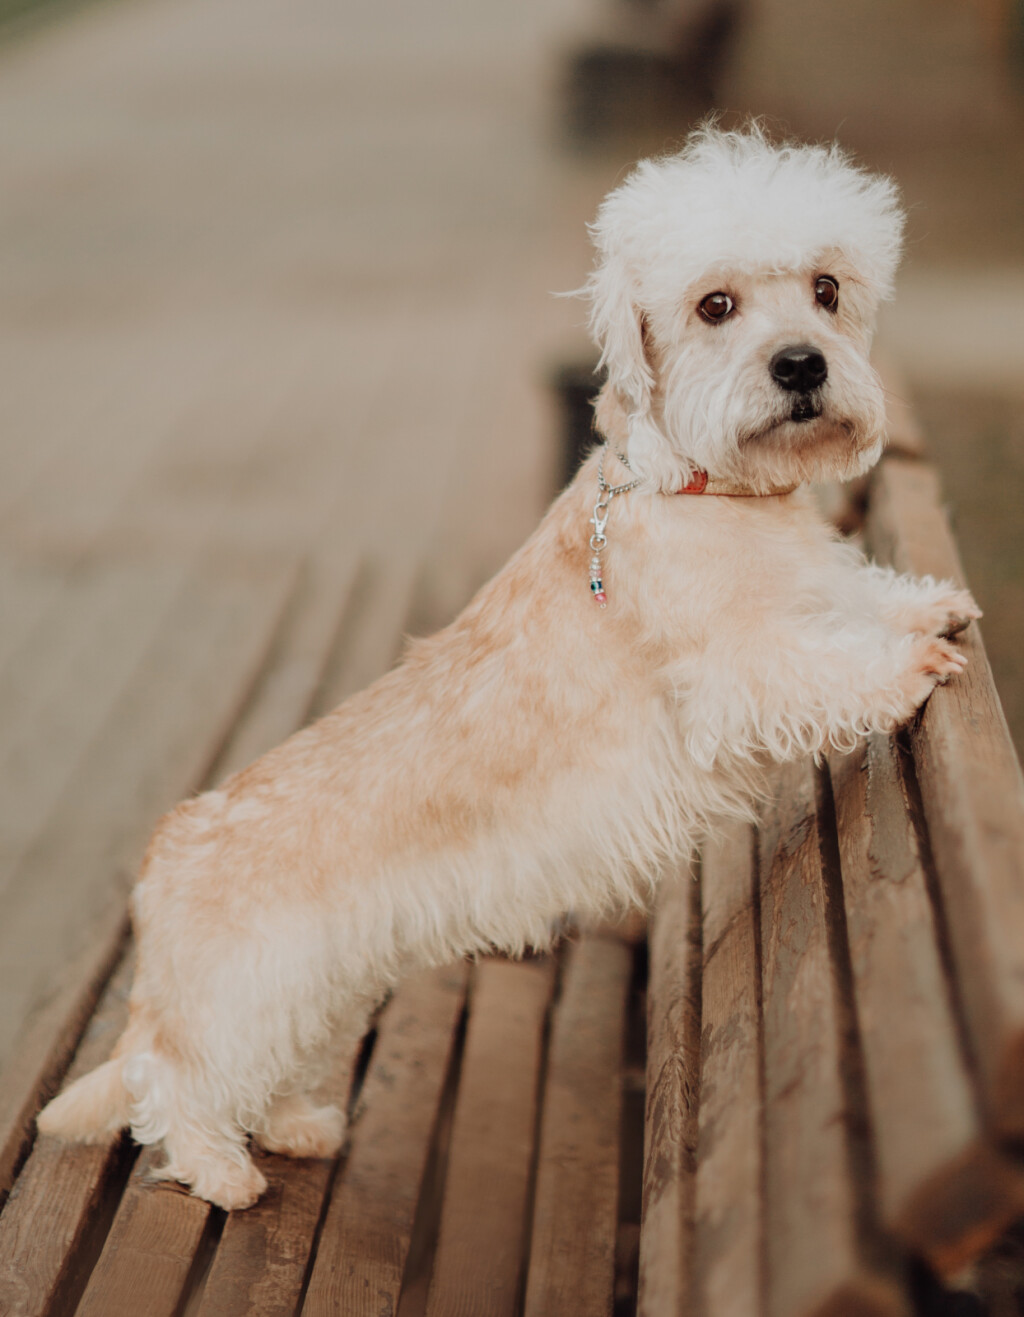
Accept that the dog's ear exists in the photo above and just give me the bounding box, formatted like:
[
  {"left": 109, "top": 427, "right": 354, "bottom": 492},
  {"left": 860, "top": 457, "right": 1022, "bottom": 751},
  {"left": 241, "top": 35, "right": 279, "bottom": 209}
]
[
  {"left": 587, "top": 258, "right": 654, "bottom": 419},
  {"left": 587, "top": 263, "right": 691, "bottom": 490}
]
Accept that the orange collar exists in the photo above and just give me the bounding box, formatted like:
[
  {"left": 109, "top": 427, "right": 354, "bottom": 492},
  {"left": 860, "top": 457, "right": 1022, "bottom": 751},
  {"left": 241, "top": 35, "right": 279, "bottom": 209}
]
[{"left": 676, "top": 469, "right": 797, "bottom": 496}]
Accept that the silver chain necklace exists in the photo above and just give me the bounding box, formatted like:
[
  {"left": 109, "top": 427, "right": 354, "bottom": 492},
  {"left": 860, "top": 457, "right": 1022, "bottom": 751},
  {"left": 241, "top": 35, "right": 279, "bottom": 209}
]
[{"left": 588, "top": 446, "right": 641, "bottom": 607}]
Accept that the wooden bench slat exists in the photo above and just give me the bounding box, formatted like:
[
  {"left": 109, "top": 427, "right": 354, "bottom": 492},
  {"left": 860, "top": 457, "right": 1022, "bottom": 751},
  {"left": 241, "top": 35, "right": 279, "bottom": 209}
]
[
  {"left": 302, "top": 963, "right": 468, "bottom": 1317},
  {"left": 523, "top": 936, "right": 631, "bottom": 1317},
  {"left": 425, "top": 957, "right": 555, "bottom": 1317},
  {"left": 0, "top": 553, "right": 297, "bottom": 1192},
  {"left": 0, "top": 906, "right": 128, "bottom": 1205},
  {"left": 74, "top": 1147, "right": 213, "bottom": 1317},
  {"left": 639, "top": 864, "right": 701, "bottom": 1317},
  {"left": 204, "top": 555, "right": 360, "bottom": 782},
  {"left": 0, "top": 557, "right": 191, "bottom": 890},
  {"left": 829, "top": 735, "right": 1024, "bottom": 1272},
  {"left": 695, "top": 823, "right": 763, "bottom": 1317},
  {"left": 310, "top": 556, "right": 419, "bottom": 715},
  {"left": 759, "top": 760, "right": 907, "bottom": 1317},
  {"left": 0, "top": 553, "right": 297, "bottom": 1071},
  {"left": 866, "top": 456, "right": 1024, "bottom": 1138},
  {"left": 0, "top": 953, "right": 134, "bottom": 1317}
]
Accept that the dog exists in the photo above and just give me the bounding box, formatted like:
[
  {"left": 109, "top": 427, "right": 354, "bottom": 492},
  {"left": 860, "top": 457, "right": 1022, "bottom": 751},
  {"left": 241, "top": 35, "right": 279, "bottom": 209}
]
[{"left": 37, "top": 124, "right": 979, "bottom": 1209}]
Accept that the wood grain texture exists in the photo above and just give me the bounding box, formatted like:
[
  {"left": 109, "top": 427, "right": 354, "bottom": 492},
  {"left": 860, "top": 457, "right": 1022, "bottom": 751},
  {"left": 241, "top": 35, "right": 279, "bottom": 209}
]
[
  {"left": 425, "top": 957, "right": 555, "bottom": 1317},
  {"left": 829, "top": 735, "right": 1024, "bottom": 1272},
  {"left": 0, "top": 552, "right": 297, "bottom": 1072},
  {"left": 523, "top": 937, "right": 630, "bottom": 1317},
  {"left": 867, "top": 456, "right": 1024, "bottom": 1137},
  {"left": 73, "top": 1146, "right": 213, "bottom": 1317},
  {"left": 639, "top": 863, "right": 701, "bottom": 1317},
  {"left": 303, "top": 963, "right": 468, "bottom": 1317},
  {"left": 0, "top": 905, "right": 128, "bottom": 1203},
  {"left": 0, "top": 557, "right": 191, "bottom": 899},
  {"left": 0, "top": 953, "right": 134, "bottom": 1317},
  {"left": 759, "top": 760, "right": 906, "bottom": 1317},
  {"left": 695, "top": 823, "right": 763, "bottom": 1317},
  {"left": 311, "top": 557, "right": 420, "bottom": 716},
  {"left": 204, "top": 554, "right": 360, "bottom": 782}
]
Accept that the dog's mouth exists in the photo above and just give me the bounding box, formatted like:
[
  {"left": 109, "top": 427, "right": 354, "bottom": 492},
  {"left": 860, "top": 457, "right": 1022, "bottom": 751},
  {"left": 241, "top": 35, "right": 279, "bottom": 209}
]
[
  {"left": 790, "top": 393, "right": 823, "bottom": 423},
  {"left": 739, "top": 408, "right": 858, "bottom": 451}
]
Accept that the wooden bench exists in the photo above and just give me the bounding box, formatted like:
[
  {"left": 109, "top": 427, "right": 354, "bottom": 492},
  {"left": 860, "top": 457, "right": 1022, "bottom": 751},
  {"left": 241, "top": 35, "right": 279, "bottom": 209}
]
[{"left": 2, "top": 411, "right": 1024, "bottom": 1316}]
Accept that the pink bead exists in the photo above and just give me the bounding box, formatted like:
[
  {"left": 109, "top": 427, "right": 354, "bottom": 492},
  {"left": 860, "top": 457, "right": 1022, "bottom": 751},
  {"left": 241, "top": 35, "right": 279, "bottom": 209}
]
[{"left": 594, "top": 591, "right": 607, "bottom": 606}]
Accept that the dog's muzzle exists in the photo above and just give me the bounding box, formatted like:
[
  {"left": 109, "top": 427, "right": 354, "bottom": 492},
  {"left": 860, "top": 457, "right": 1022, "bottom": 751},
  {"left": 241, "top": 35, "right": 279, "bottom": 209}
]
[{"left": 770, "top": 344, "right": 827, "bottom": 422}]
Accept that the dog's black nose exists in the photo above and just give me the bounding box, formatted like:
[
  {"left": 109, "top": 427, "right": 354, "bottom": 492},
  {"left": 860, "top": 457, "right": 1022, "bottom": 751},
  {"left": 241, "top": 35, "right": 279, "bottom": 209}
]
[{"left": 770, "top": 344, "right": 828, "bottom": 393}]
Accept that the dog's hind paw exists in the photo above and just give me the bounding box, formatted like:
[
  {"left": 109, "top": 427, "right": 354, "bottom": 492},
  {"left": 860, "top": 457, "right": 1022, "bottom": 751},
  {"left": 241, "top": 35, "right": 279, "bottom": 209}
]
[
  {"left": 156, "top": 1151, "right": 268, "bottom": 1211},
  {"left": 255, "top": 1095, "right": 347, "bottom": 1160}
]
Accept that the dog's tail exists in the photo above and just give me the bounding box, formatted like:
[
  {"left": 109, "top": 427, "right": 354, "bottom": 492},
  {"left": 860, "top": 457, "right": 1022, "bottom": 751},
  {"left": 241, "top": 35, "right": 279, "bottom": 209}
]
[{"left": 37, "top": 1059, "right": 131, "bottom": 1143}]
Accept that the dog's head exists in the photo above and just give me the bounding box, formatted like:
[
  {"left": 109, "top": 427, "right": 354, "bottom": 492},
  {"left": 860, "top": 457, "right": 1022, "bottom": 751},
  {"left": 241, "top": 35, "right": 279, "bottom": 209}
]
[{"left": 584, "top": 124, "right": 905, "bottom": 493}]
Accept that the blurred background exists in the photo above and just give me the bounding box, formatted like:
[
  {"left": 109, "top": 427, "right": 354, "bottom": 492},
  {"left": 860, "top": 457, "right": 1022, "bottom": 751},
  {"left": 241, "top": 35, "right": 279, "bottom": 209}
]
[
  {"left": 1, "top": 0, "right": 1021, "bottom": 736},
  {"left": 0, "top": 0, "right": 1022, "bottom": 1072}
]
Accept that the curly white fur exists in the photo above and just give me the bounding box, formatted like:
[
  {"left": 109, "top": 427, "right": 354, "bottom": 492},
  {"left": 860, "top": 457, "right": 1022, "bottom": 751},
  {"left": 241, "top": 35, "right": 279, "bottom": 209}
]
[
  {"left": 586, "top": 122, "right": 905, "bottom": 490},
  {"left": 37, "top": 124, "right": 978, "bottom": 1211}
]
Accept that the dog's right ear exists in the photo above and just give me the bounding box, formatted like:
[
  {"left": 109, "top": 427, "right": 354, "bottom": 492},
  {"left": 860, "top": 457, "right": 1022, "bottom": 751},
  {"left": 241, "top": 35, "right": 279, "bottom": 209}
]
[
  {"left": 586, "top": 254, "right": 654, "bottom": 421},
  {"left": 585, "top": 257, "right": 692, "bottom": 491}
]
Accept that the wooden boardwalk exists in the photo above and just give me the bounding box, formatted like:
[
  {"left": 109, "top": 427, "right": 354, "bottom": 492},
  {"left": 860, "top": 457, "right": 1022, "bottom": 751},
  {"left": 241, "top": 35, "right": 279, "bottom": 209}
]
[{"left": 0, "top": 0, "right": 608, "bottom": 1072}]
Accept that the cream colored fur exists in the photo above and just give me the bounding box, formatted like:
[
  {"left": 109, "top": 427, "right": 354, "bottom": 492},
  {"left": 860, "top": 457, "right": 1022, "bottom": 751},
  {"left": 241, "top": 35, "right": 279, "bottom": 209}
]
[{"left": 37, "top": 125, "right": 978, "bottom": 1210}]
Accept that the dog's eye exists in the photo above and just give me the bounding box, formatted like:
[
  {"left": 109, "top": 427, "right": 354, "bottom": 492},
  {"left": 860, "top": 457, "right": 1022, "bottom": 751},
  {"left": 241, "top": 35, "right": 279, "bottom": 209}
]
[
  {"left": 698, "top": 292, "right": 735, "bottom": 323},
  {"left": 814, "top": 276, "right": 839, "bottom": 311}
]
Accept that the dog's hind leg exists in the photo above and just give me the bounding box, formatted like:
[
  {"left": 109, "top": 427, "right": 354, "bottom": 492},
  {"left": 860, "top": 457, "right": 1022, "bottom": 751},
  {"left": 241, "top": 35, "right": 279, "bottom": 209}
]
[
  {"left": 253, "top": 998, "right": 373, "bottom": 1160},
  {"left": 123, "top": 1048, "right": 267, "bottom": 1210}
]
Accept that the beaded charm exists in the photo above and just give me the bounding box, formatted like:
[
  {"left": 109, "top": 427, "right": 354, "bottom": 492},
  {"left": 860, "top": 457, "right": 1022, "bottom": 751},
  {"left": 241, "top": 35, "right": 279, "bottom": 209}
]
[{"left": 589, "top": 553, "right": 607, "bottom": 607}]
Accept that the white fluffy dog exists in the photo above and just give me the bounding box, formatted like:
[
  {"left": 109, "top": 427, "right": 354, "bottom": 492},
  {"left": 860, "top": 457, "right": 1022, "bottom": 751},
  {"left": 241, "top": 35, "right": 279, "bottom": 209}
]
[{"left": 38, "top": 125, "right": 979, "bottom": 1209}]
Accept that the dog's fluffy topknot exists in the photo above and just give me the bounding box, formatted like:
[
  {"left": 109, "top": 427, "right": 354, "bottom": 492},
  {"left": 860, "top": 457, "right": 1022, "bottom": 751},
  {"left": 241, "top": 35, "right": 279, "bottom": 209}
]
[{"left": 585, "top": 123, "right": 905, "bottom": 417}]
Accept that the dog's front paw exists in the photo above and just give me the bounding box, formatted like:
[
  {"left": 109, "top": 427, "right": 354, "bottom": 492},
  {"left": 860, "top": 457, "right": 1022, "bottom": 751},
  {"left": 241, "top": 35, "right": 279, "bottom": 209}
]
[
  {"left": 899, "top": 634, "right": 969, "bottom": 714},
  {"left": 905, "top": 588, "right": 982, "bottom": 639}
]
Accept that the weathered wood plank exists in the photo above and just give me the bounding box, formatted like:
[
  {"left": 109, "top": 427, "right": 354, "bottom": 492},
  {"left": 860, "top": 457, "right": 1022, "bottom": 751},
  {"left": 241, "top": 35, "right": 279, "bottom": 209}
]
[
  {"left": 638, "top": 862, "right": 701, "bottom": 1317},
  {"left": 74, "top": 1147, "right": 213, "bottom": 1317},
  {"left": 0, "top": 552, "right": 296, "bottom": 1187},
  {"left": 302, "top": 963, "right": 468, "bottom": 1317},
  {"left": 0, "top": 953, "right": 134, "bottom": 1317},
  {"left": 310, "top": 556, "right": 419, "bottom": 716},
  {"left": 425, "top": 957, "right": 555, "bottom": 1317},
  {"left": 0, "top": 557, "right": 191, "bottom": 894},
  {"left": 0, "top": 905, "right": 128, "bottom": 1204},
  {"left": 694, "top": 823, "right": 763, "bottom": 1317},
  {"left": 759, "top": 759, "right": 906, "bottom": 1317},
  {"left": 523, "top": 937, "right": 630, "bottom": 1317},
  {"left": 828, "top": 735, "right": 1024, "bottom": 1272},
  {"left": 204, "top": 555, "right": 360, "bottom": 782},
  {"left": 866, "top": 456, "right": 1024, "bottom": 1138},
  {"left": 0, "top": 552, "right": 297, "bottom": 1071}
]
